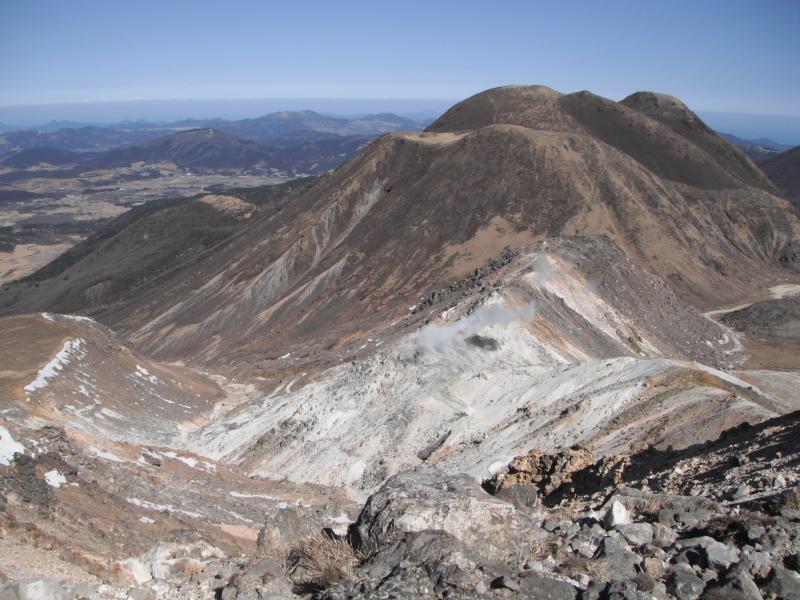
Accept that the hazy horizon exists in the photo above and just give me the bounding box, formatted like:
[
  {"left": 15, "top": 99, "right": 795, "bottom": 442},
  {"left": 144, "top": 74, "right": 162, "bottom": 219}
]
[
  {"left": 0, "top": 97, "right": 453, "bottom": 127},
  {"left": 2, "top": 96, "right": 800, "bottom": 145}
]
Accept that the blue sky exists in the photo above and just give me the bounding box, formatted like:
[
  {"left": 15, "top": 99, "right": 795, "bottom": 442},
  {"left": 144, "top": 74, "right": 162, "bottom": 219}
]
[{"left": 1, "top": 1, "right": 799, "bottom": 127}]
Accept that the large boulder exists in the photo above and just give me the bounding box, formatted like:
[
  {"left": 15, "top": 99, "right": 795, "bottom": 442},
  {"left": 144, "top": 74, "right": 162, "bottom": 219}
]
[
  {"left": 326, "top": 467, "right": 578, "bottom": 598},
  {"left": 485, "top": 446, "right": 598, "bottom": 506},
  {"left": 220, "top": 558, "right": 293, "bottom": 600},
  {"left": 0, "top": 580, "right": 93, "bottom": 600},
  {"left": 113, "top": 530, "right": 226, "bottom": 586},
  {"left": 256, "top": 506, "right": 319, "bottom": 555},
  {"left": 351, "top": 467, "right": 546, "bottom": 563}
]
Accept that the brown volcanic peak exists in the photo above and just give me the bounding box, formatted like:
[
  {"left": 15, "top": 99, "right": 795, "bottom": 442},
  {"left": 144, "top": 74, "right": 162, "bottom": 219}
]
[
  {"left": 431, "top": 85, "right": 773, "bottom": 191},
  {"left": 1, "top": 86, "right": 799, "bottom": 371}
]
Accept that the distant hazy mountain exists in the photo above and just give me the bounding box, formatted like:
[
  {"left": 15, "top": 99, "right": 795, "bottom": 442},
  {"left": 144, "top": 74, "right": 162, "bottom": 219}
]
[
  {"left": 172, "top": 110, "right": 422, "bottom": 142},
  {"left": 83, "top": 128, "right": 274, "bottom": 171},
  {"left": 721, "top": 132, "right": 793, "bottom": 161},
  {"left": 0, "top": 147, "right": 82, "bottom": 168},
  {"left": 0, "top": 110, "right": 423, "bottom": 154},
  {"left": 38, "top": 120, "right": 99, "bottom": 131},
  {"left": 0, "top": 125, "right": 172, "bottom": 153},
  {"left": 0, "top": 127, "right": 373, "bottom": 175}
]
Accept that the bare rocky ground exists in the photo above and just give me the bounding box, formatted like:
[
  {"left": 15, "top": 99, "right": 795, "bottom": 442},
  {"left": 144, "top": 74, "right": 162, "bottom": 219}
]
[
  {"left": 1, "top": 87, "right": 799, "bottom": 599},
  {"left": 1, "top": 246, "right": 799, "bottom": 599},
  {"left": 3, "top": 411, "right": 796, "bottom": 599}
]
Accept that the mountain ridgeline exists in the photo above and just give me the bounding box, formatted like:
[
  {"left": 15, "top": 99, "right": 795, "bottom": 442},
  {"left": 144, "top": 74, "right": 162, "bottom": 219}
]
[{"left": 2, "top": 85, "right": 798, "bottom": 373}]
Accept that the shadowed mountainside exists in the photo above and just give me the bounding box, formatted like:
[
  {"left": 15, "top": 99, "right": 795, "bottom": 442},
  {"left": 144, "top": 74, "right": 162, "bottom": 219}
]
[{"left": 760, "top": 145, "right": 800, "bottom": 212}]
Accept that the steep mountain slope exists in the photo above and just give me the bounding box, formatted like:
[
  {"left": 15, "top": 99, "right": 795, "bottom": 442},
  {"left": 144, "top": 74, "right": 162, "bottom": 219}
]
[
  {"left": 184, "top": 238, "right": 795, "bottom": 493},
  {"left": 0, "top": 125, "right": 168, "bottom": 153},
  {"left": 0, "top": 313, "right": 221, "bottom": 446},
  {"left": 429, "top": 86, "right": 772, "bottom": 191},
  {"left": 2, "top": 86, "right": 798, "bottom": 372},
  {"left": 4, "top": 178, "right": 311, "bottom": 319},
  {"left": 760, "top": 145, "right": 800, "bottom": 211},
  {"left": 0, "top": 314, "right": 357, "bottom": 584}
]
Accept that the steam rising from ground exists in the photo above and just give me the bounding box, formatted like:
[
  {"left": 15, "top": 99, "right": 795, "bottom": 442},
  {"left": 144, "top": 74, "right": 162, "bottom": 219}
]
[
  {"left": 529, "top": 254, "right": 555, "bottom": 286},
  {"left": 416, "top": 302, "right": 536, "bottom": 354}
]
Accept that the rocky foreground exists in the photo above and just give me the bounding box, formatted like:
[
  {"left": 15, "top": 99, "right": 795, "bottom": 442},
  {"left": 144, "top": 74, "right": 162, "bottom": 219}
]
[{"left": 3, "top": 410, "right": 798, "bottom": 600}]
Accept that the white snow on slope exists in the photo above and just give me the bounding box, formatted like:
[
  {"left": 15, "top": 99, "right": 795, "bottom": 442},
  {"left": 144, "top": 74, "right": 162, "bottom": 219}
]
[
  {"left": 62, "top": 314, "right": 95, "bottom": 323},
  {"left": 88, "top": 446, "right": 125, "bottom": 462},
  {"left": 134, "top": 365, "right": 159, "bottom": 385},
  {"left": 24, "top": 338, "right": 85, "bottom": 393},
  {"left": 229, "top": 491, "right": 280, "bottom": 500},
  {"left": 0, "top": 427, "right": 25, "bottom": 465},
  {"left": 44, "top": 469, "right": 67, "bottom": 488},
  {"left": 126, "top": 497, "right": 203, "bottom": 519},
  {"left": 142, "top": 449, "right": 215, "bottom": 472}
]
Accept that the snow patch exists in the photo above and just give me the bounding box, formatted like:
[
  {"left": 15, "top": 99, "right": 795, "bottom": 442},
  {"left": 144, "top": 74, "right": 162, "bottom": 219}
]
[
  {"left": 134, "top": 365, "right": 159, "bottom": 385},
  {"left": 229, "top": 491, "right": 280, "bottom": 500},
  {"left": 126, "top": 497, "right": 203, "bottom": 519},
  {"left": 88, "top": 446, "right": 125, "bottom": 462},
  {"left": 44, "top": 469, "right": 66, "bottom": 488},
  {"left": 24, "top": 338, "right": 85, "bottom": 393},
  {"left": 142, "top": 449, "right": 215, "bottom": 472},
  {"left": 326, "top": 513, "right": 351, "bottom": 525},
  {"left": 0, "top": 427, "right": 25, "bottom": 466},
  {"left": 63, "top": 314, "right": 95, "bottom": 323}
]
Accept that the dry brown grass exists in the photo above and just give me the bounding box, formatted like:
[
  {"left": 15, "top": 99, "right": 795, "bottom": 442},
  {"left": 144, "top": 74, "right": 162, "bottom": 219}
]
[
  {"left": 559, "top": 555, "right": 612, "bottom": 582},
  {"left": 514, "top": 538, "right": 560, "bottom": 571},
  {"left": 267, "top": 533, "right": 363, "bottom": 592}
]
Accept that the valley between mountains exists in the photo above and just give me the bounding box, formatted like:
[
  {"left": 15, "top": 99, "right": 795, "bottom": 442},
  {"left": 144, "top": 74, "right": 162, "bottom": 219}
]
[{"left": 1, "top": 86, "right": 800, "bottom": 599}]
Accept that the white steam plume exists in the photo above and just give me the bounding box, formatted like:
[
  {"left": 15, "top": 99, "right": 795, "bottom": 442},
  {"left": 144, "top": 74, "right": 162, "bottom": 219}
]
[{"left": 416, "top": 302, "right": 535, "bottom": 354}]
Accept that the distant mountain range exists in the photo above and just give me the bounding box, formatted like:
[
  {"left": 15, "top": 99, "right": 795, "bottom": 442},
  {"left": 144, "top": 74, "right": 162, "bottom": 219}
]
[
  {"left": 0, "top": 110, "right": 426, "bottom": 153},
  {"left": 0, "top": 127, "right": 374, "bottom": 176},
  {"left": 720, "top": 132, "right": 794, "bottom": 161}
]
